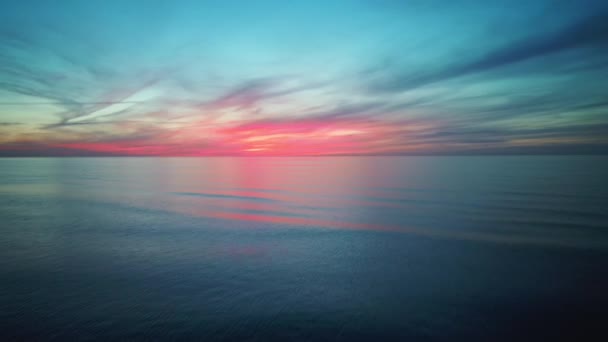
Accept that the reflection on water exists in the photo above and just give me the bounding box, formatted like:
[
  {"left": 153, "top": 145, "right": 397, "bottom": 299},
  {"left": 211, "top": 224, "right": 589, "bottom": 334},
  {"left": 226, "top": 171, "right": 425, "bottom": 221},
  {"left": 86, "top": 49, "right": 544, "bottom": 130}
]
[
  {"left": 1, "top": 157, "right": 607, "bottom": 340},
  {"left": 4, "top": 156, "right": 605, "bottom": 247}
]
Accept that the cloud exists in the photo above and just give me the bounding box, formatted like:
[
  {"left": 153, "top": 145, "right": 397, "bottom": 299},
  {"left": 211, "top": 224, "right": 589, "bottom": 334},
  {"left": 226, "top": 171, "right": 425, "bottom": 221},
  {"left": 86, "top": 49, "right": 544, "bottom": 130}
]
[
  {"left": 0, "top": 141, "right": 120, "bottom": 156},
  {"left": 1, "top": 1, "right": 607, "bottom": 156},
  {"left": 205, "top": 79, "right": 273, "bottom": 110},
  {"left": 372, "top": 11, "right": 608, "bottom": 93},
  {"left": 202, "top": 77, "right": 330, "bottom": 111},
  {"left": 0, "top": 25, "right": 176, "bottom": 129},
  {"left": 0, "top": 28, "right": 92, "bottom": 107},
  {"left": 409, "top": 122, "right": 608, "bottom": 149}
]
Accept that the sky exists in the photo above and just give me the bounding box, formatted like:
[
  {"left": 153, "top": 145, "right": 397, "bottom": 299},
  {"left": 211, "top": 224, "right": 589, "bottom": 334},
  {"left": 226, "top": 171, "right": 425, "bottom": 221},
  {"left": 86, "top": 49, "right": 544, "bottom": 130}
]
[{"left": 1, "top": 0, "right": 607, "bottom": 156}]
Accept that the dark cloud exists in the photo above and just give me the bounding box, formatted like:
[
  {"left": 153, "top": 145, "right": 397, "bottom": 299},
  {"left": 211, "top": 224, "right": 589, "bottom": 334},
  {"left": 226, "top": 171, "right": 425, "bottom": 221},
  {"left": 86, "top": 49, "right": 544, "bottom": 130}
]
[
  {"left": 442, "top": 93, "right": 608, "bottom": 123},
  {"left": 0, "top": 141, "right": 120, "bottom": 157},
  {"left": 411, "top": 122, "right": 608, "bottom": 148},
  {"left": 205, "top": 79, "right": 274, "bottom": 111},
  {"left": 373, "top": 11, "right": 608, "bottom": 92},
  {"left": 306, "top": 102, "right": 388, "bottom": 120}
]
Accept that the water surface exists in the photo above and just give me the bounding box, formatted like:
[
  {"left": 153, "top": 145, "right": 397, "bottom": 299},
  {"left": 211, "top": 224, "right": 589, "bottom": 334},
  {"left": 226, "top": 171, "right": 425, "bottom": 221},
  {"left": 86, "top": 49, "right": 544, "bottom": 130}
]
[{"left": 1, "top": 157, "right": 607, "bottom": 340}]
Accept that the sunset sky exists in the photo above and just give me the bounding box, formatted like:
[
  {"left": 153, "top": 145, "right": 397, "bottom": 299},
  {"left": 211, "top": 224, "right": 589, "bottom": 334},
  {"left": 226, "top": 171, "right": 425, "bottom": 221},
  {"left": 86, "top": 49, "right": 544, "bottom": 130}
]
[{"left": 1, "top": 0, "right": 607, "bottom": 156}]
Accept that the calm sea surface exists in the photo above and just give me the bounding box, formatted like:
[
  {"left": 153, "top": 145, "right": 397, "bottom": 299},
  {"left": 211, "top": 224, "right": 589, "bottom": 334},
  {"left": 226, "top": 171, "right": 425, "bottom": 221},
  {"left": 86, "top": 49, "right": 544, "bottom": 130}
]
[{"left": 1, "top": 156, "right": 607, "bottom": 341}]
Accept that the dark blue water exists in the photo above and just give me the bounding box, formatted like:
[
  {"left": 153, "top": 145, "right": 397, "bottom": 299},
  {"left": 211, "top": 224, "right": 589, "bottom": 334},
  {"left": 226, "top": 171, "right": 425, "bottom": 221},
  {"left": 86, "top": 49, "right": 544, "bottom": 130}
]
[{"left": 1, "top": 157, "right": 607, "bottom": 341}]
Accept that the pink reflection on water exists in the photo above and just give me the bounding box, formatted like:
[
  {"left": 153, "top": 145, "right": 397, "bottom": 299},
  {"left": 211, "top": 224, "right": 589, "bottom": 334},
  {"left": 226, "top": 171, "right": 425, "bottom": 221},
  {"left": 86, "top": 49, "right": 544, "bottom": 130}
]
[
  {"left": 82, "top": 157, "right": 435, "bottom": 232},
  {"left": 159, "top": 157, "right": 410, "bottom": 230}
]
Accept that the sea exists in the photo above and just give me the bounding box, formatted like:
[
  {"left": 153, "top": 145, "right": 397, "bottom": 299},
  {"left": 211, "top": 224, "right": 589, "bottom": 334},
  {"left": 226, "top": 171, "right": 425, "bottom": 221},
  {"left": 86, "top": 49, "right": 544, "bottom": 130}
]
[{"left": 1, "top": 156, "right": 607, "bottom": 341}]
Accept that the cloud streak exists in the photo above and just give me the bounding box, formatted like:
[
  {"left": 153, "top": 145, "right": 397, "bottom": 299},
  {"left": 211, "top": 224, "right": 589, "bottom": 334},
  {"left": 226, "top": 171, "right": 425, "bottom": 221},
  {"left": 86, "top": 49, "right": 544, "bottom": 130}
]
[
  {"left": 372, "top": 11, "right": 608, "bottom": 92},
  {"left": 1, "top": 0, "right": 607, "bottom": 155}
]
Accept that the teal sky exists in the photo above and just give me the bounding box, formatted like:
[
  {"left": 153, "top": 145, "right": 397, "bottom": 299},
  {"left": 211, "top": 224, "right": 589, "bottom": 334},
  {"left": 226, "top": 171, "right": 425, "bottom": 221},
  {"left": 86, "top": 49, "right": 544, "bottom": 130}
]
[{"left": 1, "top": 0, "right": 607, "bottom": 155}]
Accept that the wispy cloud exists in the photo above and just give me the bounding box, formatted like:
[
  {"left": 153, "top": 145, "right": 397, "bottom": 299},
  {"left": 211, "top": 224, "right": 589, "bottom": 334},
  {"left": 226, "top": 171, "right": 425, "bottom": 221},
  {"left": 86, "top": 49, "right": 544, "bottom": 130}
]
[
  {"left": 371, "top": 11, "right": 608, "bottom": 93},
  {"left": 1, "top": 0, "right": 607, "bottom": 155}
]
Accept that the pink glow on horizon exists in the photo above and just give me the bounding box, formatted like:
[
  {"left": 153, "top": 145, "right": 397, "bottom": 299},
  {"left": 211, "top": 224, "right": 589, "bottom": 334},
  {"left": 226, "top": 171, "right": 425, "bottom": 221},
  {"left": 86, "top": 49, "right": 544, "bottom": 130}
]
[{"left": 52, "top": 117, "right": 418, "bottom": 156}]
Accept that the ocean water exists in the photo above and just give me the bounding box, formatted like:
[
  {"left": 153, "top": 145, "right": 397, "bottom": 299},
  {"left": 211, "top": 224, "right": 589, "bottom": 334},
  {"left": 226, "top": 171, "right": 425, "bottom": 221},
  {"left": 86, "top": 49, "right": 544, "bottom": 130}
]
[{"left": 1, "top": 156, "right": 607, "bottom": 341}]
